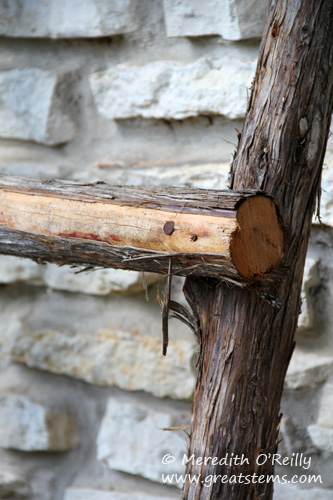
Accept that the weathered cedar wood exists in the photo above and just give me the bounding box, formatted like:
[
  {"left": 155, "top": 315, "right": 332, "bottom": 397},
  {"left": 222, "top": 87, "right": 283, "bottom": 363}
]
[
  {"left": 0, "top": 175, "right": 284, "bottom": 284},
  {"left": 182, "top": 1, "right": 333, "bottom": 499}
]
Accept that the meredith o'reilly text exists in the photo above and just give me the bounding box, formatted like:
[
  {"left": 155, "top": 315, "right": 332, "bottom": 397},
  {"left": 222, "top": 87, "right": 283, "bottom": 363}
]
[{"left": 182, "top": 453, "right": 311, "bottom": 470}]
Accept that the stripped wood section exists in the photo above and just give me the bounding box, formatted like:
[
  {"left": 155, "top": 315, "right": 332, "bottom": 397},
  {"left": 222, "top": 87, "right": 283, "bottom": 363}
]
[{"left": 0, "top": 175, "right": 285, "bottom": 283}]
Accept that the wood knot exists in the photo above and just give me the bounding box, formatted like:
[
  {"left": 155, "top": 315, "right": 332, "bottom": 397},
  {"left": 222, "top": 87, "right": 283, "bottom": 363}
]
[
  {"left": 163, "top": 221, "right": 175, "bottom": 235},
  {"left": 190, "top": 234, "right": 198, "bottom": 241}
]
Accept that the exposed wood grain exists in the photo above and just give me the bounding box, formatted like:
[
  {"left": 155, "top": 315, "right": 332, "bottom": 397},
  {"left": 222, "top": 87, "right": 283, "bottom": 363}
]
[
  {"left": 0, "top": 175, "right": 284, "bottom": 284},
  {"left": 0, "top": 190, "right": 237, "bottom": 254},
  {"left": 183, "top": 0, "right": 333, "bottom": 499},
  {"left": 231, "top": 196, "right": 284, "bottom": 278}
]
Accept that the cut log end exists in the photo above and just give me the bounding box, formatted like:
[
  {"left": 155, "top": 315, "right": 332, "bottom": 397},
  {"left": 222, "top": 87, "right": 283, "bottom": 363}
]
[{"left": 230, "top": 196, "right": 285, "bottom": 279}]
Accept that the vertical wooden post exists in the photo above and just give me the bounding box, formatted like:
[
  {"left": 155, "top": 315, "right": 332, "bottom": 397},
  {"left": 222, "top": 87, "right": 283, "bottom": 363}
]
[{"left": 183, "top": 1, "right": 333, "bottom": 499}]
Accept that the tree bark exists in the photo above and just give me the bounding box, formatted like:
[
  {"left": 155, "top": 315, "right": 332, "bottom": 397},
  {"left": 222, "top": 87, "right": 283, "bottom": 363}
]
[
  {"left": 183, "top": 1, "right": 333, "bottom": 499},
  {"left": 0, "top": 175, "right": 284, "bottom": 283}
]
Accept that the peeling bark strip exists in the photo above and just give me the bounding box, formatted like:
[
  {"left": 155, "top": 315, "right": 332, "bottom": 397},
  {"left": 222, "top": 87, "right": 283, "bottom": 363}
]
[
  {"left": 0, "top": 175, "right": 284, "bottom": 283},
  {"left": 183, "top": 0, "right": 333, "bottom": 499}
]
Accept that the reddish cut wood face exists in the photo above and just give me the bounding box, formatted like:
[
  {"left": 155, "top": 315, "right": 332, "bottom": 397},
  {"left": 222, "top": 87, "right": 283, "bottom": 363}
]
[{"left": 230, "top": 196, "right": 285, "bottom": 278}]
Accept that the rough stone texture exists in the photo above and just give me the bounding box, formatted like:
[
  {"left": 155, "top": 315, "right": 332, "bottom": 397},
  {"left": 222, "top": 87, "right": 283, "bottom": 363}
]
[
  {"left": 97, "top": 399, "right": 188, "bottom": 484},
  {"left": 307, "top": 424, "right": 333, "bottom": 453},
  {"left": 0, "top": 256, "right": 42, "bottom": 285},
  {"left": 90, "top": 54, "right": 257, "bottom": 121},
  {"left": 274, "top": 483, "right": 333, "bottom": 500},
  {"left": 64, "top": 489, "right": 171, "bottom": 500},
  {"left": 0, "top": 256, "right": 158, "bottom": 295},
  {"left": 0, "top": 363, "right": 179, "bottom": 500},
  {"left": 0, "top": 0, "right": 140, "bottom": 38},
  {"left": 0, "top": 394, "right": 79, "bottom": 451},
  {"left": 0, "top": 470, "right": 31, "bottom": 498},
  {"left": 285, "top": 350, "right": 333, "bottom": 390},
  {"left": 298, "top": 257, "right": 321, "bottom": 330},
  {"left": 0, "top": 325, "right": 196, "bottom": 400},
  {"left": 308, "top": 379, "right": 333, "bottom": 452},
  {"left": 163, "top": 0, "right": 269, "bottom": 40},
  {"left": 94, "top": 161, "right": 230, "bottom": 190},
  {"left": 0, "top": 69, "right": 76, "bottom": 146},
  {"left": 43, "top": 265, "right": 158, "bottom": 295}
]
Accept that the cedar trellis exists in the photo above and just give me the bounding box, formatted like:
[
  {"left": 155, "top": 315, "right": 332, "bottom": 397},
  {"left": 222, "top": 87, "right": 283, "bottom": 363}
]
[{"left": 0, "top": 1, "right": 332, "bottom": 499}]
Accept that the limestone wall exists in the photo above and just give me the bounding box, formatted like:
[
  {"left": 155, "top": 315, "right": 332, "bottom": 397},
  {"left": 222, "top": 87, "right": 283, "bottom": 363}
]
[{"left": 0, "top": 1, "right": 332, "bottom": 499}]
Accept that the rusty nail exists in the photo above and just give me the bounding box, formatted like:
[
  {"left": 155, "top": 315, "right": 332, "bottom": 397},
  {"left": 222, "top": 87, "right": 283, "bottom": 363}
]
[{"left": 163, "top": 221, "right": 175, "bottom": 235}]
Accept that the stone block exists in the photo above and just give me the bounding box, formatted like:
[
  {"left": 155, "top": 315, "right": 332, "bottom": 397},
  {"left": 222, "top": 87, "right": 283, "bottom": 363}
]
[
  {"left": 43, "top": 264, "right": 158, "bottom": 295},
  {"left": 90, "top": 55, "right": 257, "bottom": 121},
  {"left": 97, "top": 399, "right": 188, "bottom": 484},
  {"left": 163, "top": 0, "right": 269, "bottom": 40},
  {"left": 0, "top": 256, "right": 42, "bottom": 285},
  {"left": 0, "top": 256, "right": 158, "bottom": 295},
  {"left": 1, "top": 325, "right": 196, "bottom": 400},
  {"left": 0, "top": 470, "right": 31, "bottom": 498},
  {"left": 64, "top": 489, "right": 171, "bottom": 500},
  {"left": 285, "top": 350, "right": 333, "bottom": 390},
  {"left": 0, "top": 0, "right": 140, "bottom": 38},
  {"left": 0, "top": 395, "right": 79, "bottom": 451},
  {"left": 0, "top": 69, "right": 76, "bottom": 146},
  {"left": 307, "top": 424, "right": 333, "bottom": 453}
]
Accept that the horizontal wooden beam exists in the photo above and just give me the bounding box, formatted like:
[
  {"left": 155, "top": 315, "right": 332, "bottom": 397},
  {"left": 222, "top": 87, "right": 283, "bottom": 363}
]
[{"left": 0, "top": 175, "right": 285, "bottom": 285}]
